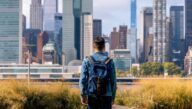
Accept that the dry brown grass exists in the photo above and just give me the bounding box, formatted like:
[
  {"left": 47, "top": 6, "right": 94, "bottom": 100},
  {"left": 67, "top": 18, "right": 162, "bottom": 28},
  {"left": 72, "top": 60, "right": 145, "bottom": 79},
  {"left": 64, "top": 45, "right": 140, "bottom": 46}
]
[
  {"left": 116, "top": 79, "right": 192, "bottom": 109},
  {"left": 0, "top": 80, "right": 84, "bottom": 109}
]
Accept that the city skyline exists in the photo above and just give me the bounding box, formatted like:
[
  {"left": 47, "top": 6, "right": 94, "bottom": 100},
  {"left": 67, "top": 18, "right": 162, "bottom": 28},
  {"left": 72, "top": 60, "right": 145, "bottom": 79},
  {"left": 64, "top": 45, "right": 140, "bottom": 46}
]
[{"left": 23, "top": 0, "right": 184, "bottom": 34}]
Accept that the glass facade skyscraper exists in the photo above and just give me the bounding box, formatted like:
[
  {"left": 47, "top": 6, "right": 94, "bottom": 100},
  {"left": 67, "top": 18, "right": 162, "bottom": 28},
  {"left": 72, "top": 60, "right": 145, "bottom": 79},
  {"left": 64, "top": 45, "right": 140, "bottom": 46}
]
[
  {"left": 185, "top": 0, "right": 192, "bottom": 54},
  {"left": 131, "top": 0, "right": 137, "bottom": 28},
  {"left": 43, "top": 0, "right": 58, "bottom": 31},
  {"left": 63, "top": 0, "right": 93, "bottom": 64},
  {"left": 0, "top": 0, "right": 22, "bottom": 63},
  {"left": 93, "top": 19, "right": 102, "bottom": 39},
  {"left": 170, "top": 6, "right": 184, "bottom": 67},
  {"left": 129, "top": 0, "right": 137, "bottom": 62},
  {"left": 63, "top": 0, "right": 76, "bottom": 65}
]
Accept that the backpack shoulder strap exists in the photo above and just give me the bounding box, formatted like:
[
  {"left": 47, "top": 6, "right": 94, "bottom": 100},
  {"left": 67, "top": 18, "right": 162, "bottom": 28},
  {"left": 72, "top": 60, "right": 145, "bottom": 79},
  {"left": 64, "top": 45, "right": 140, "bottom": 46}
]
[
  {"left": 105, "top": 57, "right": 112, "bottom": 64},
  {"left": 87, "top": 56, "right": 95, "bottom": 65}
]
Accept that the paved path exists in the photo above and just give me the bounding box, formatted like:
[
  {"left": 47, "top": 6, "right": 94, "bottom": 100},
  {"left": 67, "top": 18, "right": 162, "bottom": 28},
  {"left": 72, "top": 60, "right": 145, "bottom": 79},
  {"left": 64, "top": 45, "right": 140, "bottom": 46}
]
[{"left": 113, "top": 105, "right": 130, "bottom": 109}]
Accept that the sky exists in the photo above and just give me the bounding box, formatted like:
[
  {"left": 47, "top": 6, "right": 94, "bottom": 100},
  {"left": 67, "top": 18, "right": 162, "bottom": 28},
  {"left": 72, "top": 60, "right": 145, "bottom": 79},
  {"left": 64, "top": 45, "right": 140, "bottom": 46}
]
[{"left": 23, "top": 0, "right": 184, "bottom": 35}]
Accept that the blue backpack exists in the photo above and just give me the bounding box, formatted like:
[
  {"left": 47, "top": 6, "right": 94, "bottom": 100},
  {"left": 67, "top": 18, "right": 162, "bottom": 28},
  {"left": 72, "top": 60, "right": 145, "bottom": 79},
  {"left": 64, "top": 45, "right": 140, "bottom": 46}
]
[{"left": 87, "top": 56, "right": 112, "bottom": 96}]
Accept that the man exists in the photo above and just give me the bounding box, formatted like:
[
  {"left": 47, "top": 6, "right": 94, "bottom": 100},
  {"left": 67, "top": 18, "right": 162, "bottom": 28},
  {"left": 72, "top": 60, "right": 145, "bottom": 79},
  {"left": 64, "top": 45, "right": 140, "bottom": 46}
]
[{"left": 79, "top": 36, "right": 117, "bottom": 109}]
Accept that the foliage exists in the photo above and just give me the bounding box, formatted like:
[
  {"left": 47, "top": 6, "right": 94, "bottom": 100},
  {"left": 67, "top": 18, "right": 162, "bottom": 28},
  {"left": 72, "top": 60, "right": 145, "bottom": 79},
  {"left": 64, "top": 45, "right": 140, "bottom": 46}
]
[
  {"left": 131, "top": 66, "right": 139, "bottom": 77},
  {"left": 140, "top": 62, "right": 163, "bottom": 76},
  {"left": 116, "top": 70, "right": 129, "bottom": 77},
  {"left": 115, "top": 80, "right": 192, "bottom": 109},
  {"left": 163, "top": 62, "right": 181, "bottom": 75},
  {"left": 140, "top": 62, "right": 182, "bottom": 76}
]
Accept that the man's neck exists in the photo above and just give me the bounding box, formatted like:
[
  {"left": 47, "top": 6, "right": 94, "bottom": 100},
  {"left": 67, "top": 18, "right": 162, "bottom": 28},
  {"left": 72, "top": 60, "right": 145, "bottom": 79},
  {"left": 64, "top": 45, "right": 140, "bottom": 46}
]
[{"left": 94, "top": 50, "right": 105, "bottom": 53}]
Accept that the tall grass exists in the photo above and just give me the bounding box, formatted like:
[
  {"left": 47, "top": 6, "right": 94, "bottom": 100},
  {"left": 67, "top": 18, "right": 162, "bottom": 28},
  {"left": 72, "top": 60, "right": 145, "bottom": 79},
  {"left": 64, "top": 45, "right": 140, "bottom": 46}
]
[
  {"left": 0, "top": 80, "right": 85, "bottom": 109},
  {"left": 115, "top": 80, "right": 192, "bottom": 109}
]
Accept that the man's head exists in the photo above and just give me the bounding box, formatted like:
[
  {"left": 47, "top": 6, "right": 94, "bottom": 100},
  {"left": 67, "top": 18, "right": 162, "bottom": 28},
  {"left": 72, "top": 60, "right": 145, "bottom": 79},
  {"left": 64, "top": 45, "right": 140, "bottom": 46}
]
[{"left": 93, "top": 36, "right": 105, "bottom": 52}]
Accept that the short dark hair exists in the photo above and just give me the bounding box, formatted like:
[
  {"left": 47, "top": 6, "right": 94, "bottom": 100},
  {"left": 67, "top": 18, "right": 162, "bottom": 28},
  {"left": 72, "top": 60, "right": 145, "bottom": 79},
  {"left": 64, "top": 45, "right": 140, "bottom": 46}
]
[{"left": 94, "top": 36, "right": 105, "bottom": 51}]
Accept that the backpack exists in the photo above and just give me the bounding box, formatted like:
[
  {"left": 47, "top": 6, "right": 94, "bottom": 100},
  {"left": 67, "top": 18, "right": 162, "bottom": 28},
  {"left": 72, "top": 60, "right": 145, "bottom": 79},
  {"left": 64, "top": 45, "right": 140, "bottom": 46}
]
[{"left": 87, "top": 56, "right": 112, "bottom": 96}]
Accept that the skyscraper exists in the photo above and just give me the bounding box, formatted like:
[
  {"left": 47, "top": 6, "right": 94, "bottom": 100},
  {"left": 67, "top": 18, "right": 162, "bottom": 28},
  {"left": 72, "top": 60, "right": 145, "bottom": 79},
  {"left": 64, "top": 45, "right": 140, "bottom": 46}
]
[
  {"left": 63, "top": 0, "right": 93, "bottom": 64},
  {"left": 131, "top": 0, "right": 137, "bottom": 28},
  {"left": 130, "top": 0, "right": 137, "bottom": 62},
  {"left": 43, "top": 0, "right": 58, "bottom": 31},
  {"left": 110, "top": 27, "right": 120, "bottom": 50},
  {"left": 23, "top": 29, "right": 41, "bottom": 57},
  {"left": 80, "top": 13, "right": 93, "bottom": 60},
  {"left": 93, "top": 19, "right": 102, "bottom": 39},
  {"left": 54, "top": 13, "right": 63, "bottom": 62},
  {"left": 81, "top": 0, "right": 93, "bottom": 14},
  {"left": 153, "top": 0, "right": 167, "bottom": 63},
  {"left": 63, "top": 0, "right": 77, "bottom": 65},
  {"left": 37, "top": 32, "right": 49, "bottom": 62},
  {"left": 30, "top": 0, "right": 43, "bottom": 31},
  {"left": 0, "top": 0, "right": 22, "bottom": 63},
  {"left": 140, "top": 7, "right": 153, "bottom": 62},
  {"left": 119, "top": 25, "right": 128, "bottom": 49},
  {"left": 170, "top": 6, "right": 184, "bottom": 67},
  {"left": 185, "top": 0, "right": 192, "bottom": 53},
  {"left": 22, "top": 15, "right": 26, "bottom": 33},
  {"left": 76, "top": 0, "right": 93, "bottom": 59}
]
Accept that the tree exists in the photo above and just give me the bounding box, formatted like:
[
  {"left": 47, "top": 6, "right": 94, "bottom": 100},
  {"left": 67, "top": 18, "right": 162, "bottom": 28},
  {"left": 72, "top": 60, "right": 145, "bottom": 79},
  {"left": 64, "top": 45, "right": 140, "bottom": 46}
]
[
  {"left": 162, "top": 62, "right": 181, "bottom": 75},
  {"left": 140, "top": 62, "right": 163, "bottom": 76},
  {"left": 131, "top": 66, "right": 139, "bottom": 77}
]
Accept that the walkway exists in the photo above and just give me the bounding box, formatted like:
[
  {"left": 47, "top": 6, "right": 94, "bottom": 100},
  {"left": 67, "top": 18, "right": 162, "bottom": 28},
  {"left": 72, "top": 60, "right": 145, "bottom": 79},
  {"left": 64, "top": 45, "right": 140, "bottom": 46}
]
[{"left": 113, "top": 105, "right": 131, "bottom": 109}]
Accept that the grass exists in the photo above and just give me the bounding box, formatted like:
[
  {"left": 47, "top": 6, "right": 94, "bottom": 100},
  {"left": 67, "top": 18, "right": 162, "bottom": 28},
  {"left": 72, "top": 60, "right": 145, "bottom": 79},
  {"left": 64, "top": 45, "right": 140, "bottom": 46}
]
[
  {"left": 115, "top": 79, "right": 192, "bottom": 109},
  {"left": 0, "top": 80, "right": 85, "bottom": 109},
  {"left": 0, "top": 80, "right": 192, "bottom": 109}
]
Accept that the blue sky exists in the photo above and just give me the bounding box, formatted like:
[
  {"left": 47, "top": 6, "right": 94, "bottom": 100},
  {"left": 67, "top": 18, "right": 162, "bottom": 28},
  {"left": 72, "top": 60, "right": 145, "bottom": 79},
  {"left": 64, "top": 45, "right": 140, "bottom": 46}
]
[{"left": 23, "top": 0, "right": 184, "bottom": 34}]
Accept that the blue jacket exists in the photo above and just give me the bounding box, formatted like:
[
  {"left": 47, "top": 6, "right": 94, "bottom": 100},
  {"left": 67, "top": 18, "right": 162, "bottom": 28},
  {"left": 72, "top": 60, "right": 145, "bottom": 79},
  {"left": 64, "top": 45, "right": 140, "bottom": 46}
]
[{"left": 79, "top": 52, "right": 117, "bottom": 101}]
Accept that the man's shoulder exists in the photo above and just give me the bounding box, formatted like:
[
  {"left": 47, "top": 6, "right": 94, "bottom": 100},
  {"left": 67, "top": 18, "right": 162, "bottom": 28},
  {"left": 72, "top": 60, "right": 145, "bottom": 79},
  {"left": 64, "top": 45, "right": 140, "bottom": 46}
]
[{"left": 82, "top": 57, "right": 90, "bottom": 64}]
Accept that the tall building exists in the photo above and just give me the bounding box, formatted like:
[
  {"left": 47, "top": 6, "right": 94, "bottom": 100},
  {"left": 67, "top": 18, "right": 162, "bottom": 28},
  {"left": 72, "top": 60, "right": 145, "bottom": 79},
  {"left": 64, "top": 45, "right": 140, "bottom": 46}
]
[
  {"left": 30, "top": 0, "right": 43, "bottom": 31},
  {"left": 170, "top": 6, "right": 184, "bottom": 67},
  {"left": 76, "top": 0, "right": 93, "bottom": 59},
  {"left": 140, "top": 7, "right": 153, "bottom": 61},
  {"left": 165, "top": 17, "right": 172, "bottom": 62},
  {"left": 131, "top": 0, "right": 137, "bottom": 28},
  {"left": 80, "top": 13, "right": 93, "bottom": 59},
  {"left": 63, "top": 0, "right": 77, "bottom": 64},
  {"left": 43, "top": 0, "right": 58, "bottom": 31},
  {"left": 63, "top": 0, "right": 93, "bottom": 64},
  {"left": 37, "top": 32, "right": 49, "bottom": 62},
  {"left": 22, "top": 15, "right": 26, "bottom": 33},
  {"left": 119, "top": 25, "right": 128, "bottom": 49},
  {"left": 54, "top": 13, "right": 63, "bottom": 62},
  {"left": 185, "top": 0, "right": 192, "bottom": 54},
  {"left": 153, "top": 0, "right": 167, "bottom": 63},
  {"left": 23, "top": 29, "right": 41, "bottom": 57},
  {"left": 93, "top": 19, "right": 102, "bottom": 39},
  {"left": 0, "top": 0, "right": 22, "bottom": 63},
  {"left": 54, "top": 13, "right": 63, "bottom": 40},
  {"left": 110, "top": 27, "right": 120, "bottom": 50},
  {"left": 73, "top": 0, "right": 81, "bottom": 60},
  {"left": 81, "top": 0, "right": 93, "bottom": 13},
  {"left": 130, "top": 0, "right": 137, "bottom": 62},
  {"left": 144, "top": 28, "right": 154, "bottom": 62}
]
